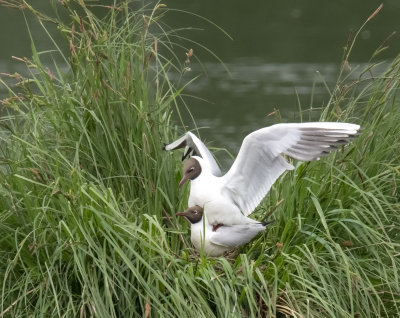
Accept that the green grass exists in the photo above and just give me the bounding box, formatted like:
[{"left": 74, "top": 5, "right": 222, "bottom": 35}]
[{"left": 0, "top": 1, "right": 399, "bottom": 317}]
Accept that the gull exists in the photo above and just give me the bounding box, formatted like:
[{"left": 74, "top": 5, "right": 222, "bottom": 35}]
[
  {"left": 165, "top": 122, "right": 360, "bottom": 226},
  {"left": 176, "top": 205, "right": 272, "bottom": 256}
]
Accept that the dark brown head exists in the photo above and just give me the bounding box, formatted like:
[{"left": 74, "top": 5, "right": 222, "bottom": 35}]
[
  {"left": 179, "top": 157, "right": 202, "bottom": 187},
  {"left": 176, "top": 205, "right": 203, "bottom": 224}
]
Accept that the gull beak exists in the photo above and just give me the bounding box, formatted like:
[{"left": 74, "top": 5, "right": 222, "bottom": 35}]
[
  {"left": 179, "top": 176, "right": 188, "bottom": 188},
  {"left": 176, "top": 211, "right": 191, "bottom": 224}
]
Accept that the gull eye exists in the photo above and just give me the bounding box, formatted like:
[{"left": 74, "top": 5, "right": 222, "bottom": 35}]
[
  {"left": 193, "top": 210, "right": 198, "bottom": 214},
  {"left": 188, "top": 167, "right": 195, "bottom": 172}
]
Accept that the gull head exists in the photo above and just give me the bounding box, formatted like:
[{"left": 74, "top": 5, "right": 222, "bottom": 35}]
[
  {"left": 176, "top": 205, "right": 203, "bottom": 224},
  {"left": 179, "top": 157, "right": 202, "bottom": 187}
]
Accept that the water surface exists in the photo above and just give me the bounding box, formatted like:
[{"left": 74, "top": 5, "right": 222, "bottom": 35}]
[{"left": 0, "top": 1, "right": 399, "bottom": 165}]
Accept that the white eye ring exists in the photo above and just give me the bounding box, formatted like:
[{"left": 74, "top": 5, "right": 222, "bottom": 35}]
[
  {"left": 189, "top": 167, "right": 194, "bottom": 172},
  {"left": 193, "top": 210, "right": 198, "bottom": 214}
]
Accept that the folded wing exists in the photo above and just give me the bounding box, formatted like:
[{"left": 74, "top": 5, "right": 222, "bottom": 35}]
[
  {"left": 222, "top": 122, "right": 360, "bottom": 216},
  {"left": 210, "top": 223, "right": 267, "bottom": 247},
  {"left": 163, "top": 131, "right": 221, "bottom": 176}
]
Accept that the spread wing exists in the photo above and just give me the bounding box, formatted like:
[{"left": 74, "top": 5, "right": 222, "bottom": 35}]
[
  {"left": 221, "top": 122, "right": 360, "bottom": 216},
  {"left": 210, "top": 223, "right": 267, "bottom": 247},
  {"left": 163, "top": 131, "right": 221, "bottom": 176}
]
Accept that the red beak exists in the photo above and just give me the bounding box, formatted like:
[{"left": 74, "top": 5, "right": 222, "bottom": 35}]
[{"left": 179, "top": 177, "right": 187, "bottom": 188}]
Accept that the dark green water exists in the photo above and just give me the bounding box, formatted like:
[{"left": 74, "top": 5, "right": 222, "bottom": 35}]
[
  {"left": 1, "top": 1, "right": 399, "bottom": 164},
  {"left": 163, "top": 1, "right": 400, "bottom": 164}
]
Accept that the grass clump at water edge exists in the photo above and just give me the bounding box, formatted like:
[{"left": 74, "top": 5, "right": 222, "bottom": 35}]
[{"left": 0, "top": 1, "right": 399, "bottom": 317}]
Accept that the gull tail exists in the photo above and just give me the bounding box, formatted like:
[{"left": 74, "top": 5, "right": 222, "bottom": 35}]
[{"left": 261, "top": 219, "right": 275, "bottom": 227}]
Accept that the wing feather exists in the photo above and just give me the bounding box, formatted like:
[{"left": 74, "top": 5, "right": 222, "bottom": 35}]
[
  {"left": 164, "top": 132, "right": 222, "bottom": 176},
  {"left": 222, "top": 122, "right": 360, "bottom": 215},
  {"left": 210, "top": 223, "right": 266, "bottom": 247}
]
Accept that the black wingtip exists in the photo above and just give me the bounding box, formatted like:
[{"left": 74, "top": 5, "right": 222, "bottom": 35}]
[
  {"left": 262, "top": 219, "right": 275, "bottom": 227},
  {"left": 181, "top": 148, "right": 193, "bottom": 161},
  {"left": 162, "top": 143, "right": 167, "bottom": 151}
]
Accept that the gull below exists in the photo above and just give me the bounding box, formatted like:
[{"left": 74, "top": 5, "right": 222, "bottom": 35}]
[
  {"left": 176, "top": 206, "right": 272, "bottom": 257},
  {"left": 165, "top": 122, "right": 360, "bottom": 227}
]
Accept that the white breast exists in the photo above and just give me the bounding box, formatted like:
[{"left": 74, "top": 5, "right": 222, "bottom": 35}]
[
  {"left": 188, "top": 174, "right": 251, "bottom": 226},
  {"left": 190, "top": 220, "right": 231, "bottom": 257}
]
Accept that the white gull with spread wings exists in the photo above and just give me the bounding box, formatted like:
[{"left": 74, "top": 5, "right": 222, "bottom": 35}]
[{"left": 165, "top": 122, "right": 360, "bottom": 226}]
